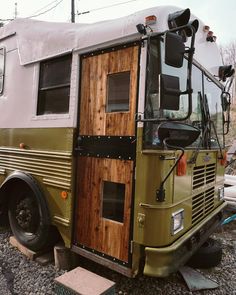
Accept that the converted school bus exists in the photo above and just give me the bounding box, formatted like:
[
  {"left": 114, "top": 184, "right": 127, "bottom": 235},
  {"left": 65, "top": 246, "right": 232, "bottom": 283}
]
[{"left": 0, "top": 5, "right": 231, "bottom": 277}]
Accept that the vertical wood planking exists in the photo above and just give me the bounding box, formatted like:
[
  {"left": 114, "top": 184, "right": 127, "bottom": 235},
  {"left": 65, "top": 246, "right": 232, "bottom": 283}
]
[
  {"left": 79, "top": 46, "right": 139, "bottom": 136},
  {"left": 76, "top": 157, "right": 133, "bottom": 262},
  {"left": 76, "top": 45, "right": 139, "bottom": 263},
  {"left": 106, "top": 46, "right": 139, "bottom": 136}
]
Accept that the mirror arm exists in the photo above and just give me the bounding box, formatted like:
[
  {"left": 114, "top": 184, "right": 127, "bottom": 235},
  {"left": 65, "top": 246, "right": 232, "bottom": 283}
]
[
  {"left": 185, "top": 47, "right": 195, "bottom": 54},
  {"left": 141, "top": 23, "right": 196, "bottom": 40},
  {"left": 156, "top": 143, "right": 185, "bottom": 202},
  {"left": 223, "top": 114, "right": 230, "bottom": 135}
]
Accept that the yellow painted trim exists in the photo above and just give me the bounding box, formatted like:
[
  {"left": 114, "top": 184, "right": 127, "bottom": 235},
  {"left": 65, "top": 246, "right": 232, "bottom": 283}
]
[
  {"left": 43, "top": 178, "right": 71, "bottom": 190},
  {"left": 53, "top": 216, "right": 70, "bottom": 227},
  {"left": 0, "top": 147, "right": 71, "bottom": 159},
  {"left": 0, "top": 168, "right": 6, "bottom": 175},
  {"left": 144, "top": 202, "right": 226, "bottom": 277},
  {"left": 146, "top": 202, "right": 225, "bottom": 254}
]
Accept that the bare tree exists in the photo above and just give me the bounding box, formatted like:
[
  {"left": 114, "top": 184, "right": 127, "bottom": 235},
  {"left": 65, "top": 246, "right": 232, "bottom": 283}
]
[
  {"left": 220, "top": 41, "right": 236, "bottom": 66},
  {"left": 219, "top": 41, "right": 236, "bottom": 104}
]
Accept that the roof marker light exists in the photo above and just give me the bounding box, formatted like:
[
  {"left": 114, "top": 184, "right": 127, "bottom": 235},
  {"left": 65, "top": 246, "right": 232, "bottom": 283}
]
[
  {"left": 145, "top": 15, "right": 157, "bottom": 26},
  {"left": 206, "top": 31, "right": 216, "bottom": 42},
  {"left": 203, "top": 25, "right": 210, "bottom": 32}
]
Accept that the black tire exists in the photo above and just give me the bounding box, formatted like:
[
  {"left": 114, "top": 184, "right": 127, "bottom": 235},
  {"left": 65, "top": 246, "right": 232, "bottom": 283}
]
[
  {"left": 187, "top": 238, "right": 222, "bottom": 269},
  {"left": 8, "top": 180, "right": 58, "bottom": 251}
]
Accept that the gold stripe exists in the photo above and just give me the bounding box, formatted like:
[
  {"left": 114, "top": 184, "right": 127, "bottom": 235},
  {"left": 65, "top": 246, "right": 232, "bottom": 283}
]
[
  {"left": 0, "top": 147, "right": 71, "bottom": 159},
  {"left": 53, "top": 215, "right": 70, "bottom": 227},
  {"left": 0, "top": 168, "right": 6, "bottom": 175},
  {"left": 43, "top": 178, "right": 71, "bottom": 190},
  {"left": 0, "top": 147, "right": 72, "bottom": 190},
  {"left": 0, "top": 128, "right": 74, "bottom": 152}
]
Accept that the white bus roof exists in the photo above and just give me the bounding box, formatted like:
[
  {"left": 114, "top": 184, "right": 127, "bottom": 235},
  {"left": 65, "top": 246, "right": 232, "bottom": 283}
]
[{"left": 0, "top": 5, "right": 222, "bottom": 73}]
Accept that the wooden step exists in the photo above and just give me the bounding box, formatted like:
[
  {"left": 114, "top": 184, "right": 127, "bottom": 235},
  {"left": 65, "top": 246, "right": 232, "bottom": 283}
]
[
  {"left": 10, "top": 236, "right": 49, "bottom": 259},
  {"left": 54, "top": 267, "right": 115, "bottom": 295}
]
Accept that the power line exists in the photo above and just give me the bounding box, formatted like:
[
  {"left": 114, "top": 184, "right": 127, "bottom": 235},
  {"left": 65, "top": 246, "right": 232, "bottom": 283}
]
[
  {"left": 0, "top": 0, "right": 64, "bottom": 23},
  {"left": 26, "top": 0, "right": 64, "bottom": 19},
  {"left": 31, "top": 0, "right": 61, "bottom": 15},
  {"left": 77, "top": 0, "right": 139, "bottom": 16},
  {"left": 0, "top": 18, "right": 13, "bottom": 22}
]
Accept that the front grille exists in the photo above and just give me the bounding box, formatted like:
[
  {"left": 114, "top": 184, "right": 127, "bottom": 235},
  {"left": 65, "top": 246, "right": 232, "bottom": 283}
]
[
  {"left": 192, "top": 163, "right": 216, "bottom": 225},
  {"left": 193, "top": 163, "right": 216, "bottom": 190},
  {"left": 192, "top": 187, "right": 215, "bottom": 225}
]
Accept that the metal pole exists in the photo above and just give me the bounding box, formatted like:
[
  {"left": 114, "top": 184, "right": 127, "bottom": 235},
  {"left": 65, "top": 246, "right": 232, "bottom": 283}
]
[
  {"left": 14, "top": 2, "right": 18, "bottom": 19},
  {"left": 71, "top": 0, "right": 75, "bottom": 23}
]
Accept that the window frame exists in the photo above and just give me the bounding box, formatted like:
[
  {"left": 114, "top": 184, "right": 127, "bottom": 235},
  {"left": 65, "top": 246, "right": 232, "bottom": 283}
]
[
  {"left": 37, "top": 54, "right": 72, "bottom": 116},
  {"left": 106, "top": 71, "right": 131, "bottom": 113},
  {"left": 0, "top": 46, "right": 6, "bottom": 95},
  {"left": 101, "top": 180, "right": 125, "bottom": 223}
]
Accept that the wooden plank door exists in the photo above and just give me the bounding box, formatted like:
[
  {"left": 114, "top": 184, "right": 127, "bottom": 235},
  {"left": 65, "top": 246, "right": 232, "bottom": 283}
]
[{"left": 74, "top": 45, "right": 139, "bottom": 263}]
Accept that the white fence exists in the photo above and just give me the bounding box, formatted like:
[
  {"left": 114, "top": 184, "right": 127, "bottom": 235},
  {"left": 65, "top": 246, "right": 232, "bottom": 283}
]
[{"left": 225, "top": 174, "right": 236, "bottom": 207}]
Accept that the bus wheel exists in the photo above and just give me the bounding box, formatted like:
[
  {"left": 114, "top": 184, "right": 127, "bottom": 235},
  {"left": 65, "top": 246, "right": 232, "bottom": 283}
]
[
  {"left": 187, "top": 238, "right": 222, "bottom": 269},
  {"left": 8, "top": 181, "right": 56, "bottom": 251}
]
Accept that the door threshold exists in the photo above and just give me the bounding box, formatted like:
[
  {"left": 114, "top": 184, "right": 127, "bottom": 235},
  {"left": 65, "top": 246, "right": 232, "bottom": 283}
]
[{"left": 71, "top": 245, "right": 134, "bottom": 278}]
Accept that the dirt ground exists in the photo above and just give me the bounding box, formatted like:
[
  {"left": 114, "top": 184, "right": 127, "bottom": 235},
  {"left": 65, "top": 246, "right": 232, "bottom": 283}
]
[
  {"left": 1, "top": 208, "right": 236, "bottom": 294},
  {"left": 76, "top": 208, "right": 236, "bottom": 295}
]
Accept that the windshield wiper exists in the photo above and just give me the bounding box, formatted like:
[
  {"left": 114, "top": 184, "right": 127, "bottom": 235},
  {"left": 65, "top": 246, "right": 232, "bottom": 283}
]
[{"left": 189, "top": 92, "right": 223, "bottom": 163}]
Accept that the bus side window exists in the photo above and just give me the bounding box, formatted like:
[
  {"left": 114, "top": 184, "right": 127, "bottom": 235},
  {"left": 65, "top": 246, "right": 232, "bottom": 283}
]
[
  {"left": 37, "top": 54, "right": 72, "bottom": 115},
  {"left": 0, "top": 47, "right": 6, "bottom": 95}
]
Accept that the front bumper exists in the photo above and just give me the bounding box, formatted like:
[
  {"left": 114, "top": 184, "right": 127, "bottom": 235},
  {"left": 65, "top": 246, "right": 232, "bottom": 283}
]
[{"left": 144, "top": 202, "right": 226, "bottom": 277}]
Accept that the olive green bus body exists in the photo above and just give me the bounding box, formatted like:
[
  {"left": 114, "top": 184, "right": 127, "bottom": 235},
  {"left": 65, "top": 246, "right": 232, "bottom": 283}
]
[
  {"left": 0, "top": 126, "right": 225, "bottom": 276},
  {"left": 0, "top": 128, "right": 75, "bottom": 247},
  {"left": 133, "top": 128, "right": 225, "bottom": 276}
]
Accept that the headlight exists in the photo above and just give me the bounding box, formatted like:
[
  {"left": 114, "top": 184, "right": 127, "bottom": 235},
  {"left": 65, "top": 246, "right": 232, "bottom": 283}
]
[
  {"left": 218, "top": 187, "right": 224, "bottom": 200},
  {"left": 171, "top": 209, "right": 184, "bottom": 235}
]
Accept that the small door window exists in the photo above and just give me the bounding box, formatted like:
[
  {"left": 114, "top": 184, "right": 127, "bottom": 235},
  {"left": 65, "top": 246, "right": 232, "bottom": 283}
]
[
  {"left": 106, "top": 71, "right": 130, "bottom": 113},
  {"left": 102, "top": 181, "right": 125, "bottom": 223},
  {"left": 37, "top": 54, "right": 71, "bottom": 115}
]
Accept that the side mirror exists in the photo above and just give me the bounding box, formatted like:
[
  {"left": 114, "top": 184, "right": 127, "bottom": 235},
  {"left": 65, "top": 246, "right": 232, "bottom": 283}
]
[
  {"left": 158, "top": 122, "right": 200, "bottom": 147},
  {"left": 221, "top": 91, "right": 231, "bottom": 112},
  {"left": 219, "top": 65, "right": 235, "bottom": 82},
  {"left": 160, "top": 74, "right": 181, "bottom": 110},
  {"left": 165, "top": 32, "right": 185, "bottom": 68},
  {"left": 168, "top": 8, "right": 190, "bottom": 30},
  {"left": 221, "top": 91, "right": 231, "bottom": 135}
]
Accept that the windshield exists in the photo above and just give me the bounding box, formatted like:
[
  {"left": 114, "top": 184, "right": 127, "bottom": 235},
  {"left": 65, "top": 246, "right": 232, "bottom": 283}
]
[
  {"left": 204, "top": 75, "right": 224, "bottom": 147},
  {"left": 144, "top": 37, "right": 224, "bottom": 149}
]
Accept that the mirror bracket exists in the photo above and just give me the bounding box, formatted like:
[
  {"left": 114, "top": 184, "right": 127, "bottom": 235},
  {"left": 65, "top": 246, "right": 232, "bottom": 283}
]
[{"left": 155, "top": 122, "right": 200, "bottom": 202}]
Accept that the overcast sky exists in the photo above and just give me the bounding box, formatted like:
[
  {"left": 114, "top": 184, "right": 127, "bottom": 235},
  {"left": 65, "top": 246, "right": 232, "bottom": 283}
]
[{"left": 0, "top": 0, "right": 235, "bottom": 45}]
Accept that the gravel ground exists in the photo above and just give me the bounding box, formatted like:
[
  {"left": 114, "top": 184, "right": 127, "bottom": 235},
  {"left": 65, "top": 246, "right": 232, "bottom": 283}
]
[{"left": 1, "top": 212, "right": 236, "bottom": 295}]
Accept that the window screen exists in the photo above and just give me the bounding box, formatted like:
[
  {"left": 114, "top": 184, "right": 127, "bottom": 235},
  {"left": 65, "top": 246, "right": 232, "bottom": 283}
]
[
  {"left": 106, "top": 71, "right": 130, "bottom": 113},
  {"left": 102, "top": 181, "right": 125, "bottom": 223},
  {"left": 37, "top": 54, "right": 71, "bottom": 115}
]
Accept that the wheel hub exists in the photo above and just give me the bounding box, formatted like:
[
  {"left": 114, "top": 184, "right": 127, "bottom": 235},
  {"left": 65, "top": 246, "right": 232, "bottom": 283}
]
[{"left": 15, "top": 198, "right": 35, "bottom": 230}]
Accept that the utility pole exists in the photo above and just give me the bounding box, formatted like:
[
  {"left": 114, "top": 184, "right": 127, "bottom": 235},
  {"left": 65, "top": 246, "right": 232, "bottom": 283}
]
[
  {"left": 71, "top": 0, "right": 75, "bottom": 23},
  {"left": 14, "top": 2, "right": 18, "bottom": 19}
]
